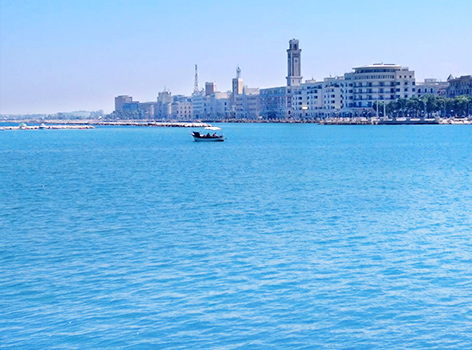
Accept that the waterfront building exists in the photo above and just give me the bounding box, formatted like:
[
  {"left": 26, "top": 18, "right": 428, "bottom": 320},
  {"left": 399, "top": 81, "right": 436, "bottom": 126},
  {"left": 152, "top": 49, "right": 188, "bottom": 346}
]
[
  {"left": 294, "top": 79, "right": 323, "bottom": 119},
  {"left": 260, "top": 86, "right": 289, "bottom": 119},
  {"left": 191, "top": 92, "right": 206, "bottom": 119},
  {"left": 115, "top": 95, "right": 133, "bottom": 112},
  {"left": 446, "top": 75, "right": 472, "bottom": 97},
  {"left": 208, "top": 92, "right": 231, "bottom": 120},
  {"left": 290, "top": 77, "right": 345, "bottom": 119},
  {"left": 344, "top": 64, "right": 416, "bottom": 111},
  {"left": 416, "top": 79, "right": 448, "bottom": 97},
  {"left": 322, "top": 77, "right": 345, "bottom": 114},
  {"left": 191, "top": 90, "right": 230, "bottom": 120},
  {"left": 156, "top": 90, "right": 173, "bottom": 119},
  {"left": 171, "top": 95, "right": 193, "bottom": 120},
  {"left": 234, "top": 87, "right": 261, "bottom": 119}
]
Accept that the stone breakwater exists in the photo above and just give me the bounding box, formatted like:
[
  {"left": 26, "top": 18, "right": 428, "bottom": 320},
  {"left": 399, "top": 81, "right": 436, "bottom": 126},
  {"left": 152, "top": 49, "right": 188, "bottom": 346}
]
[
  {"left": 0, "top": 124, "right": 95, "bottom": 130},
  {"left": 0, "top": 121, "right": 212, "bottom": 130}
]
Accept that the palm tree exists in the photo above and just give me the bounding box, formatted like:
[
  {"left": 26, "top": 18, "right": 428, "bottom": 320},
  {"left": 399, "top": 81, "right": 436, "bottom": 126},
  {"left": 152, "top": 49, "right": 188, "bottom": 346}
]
[{"left": 395, "top": 98, "right": 407, "bottom": 117}]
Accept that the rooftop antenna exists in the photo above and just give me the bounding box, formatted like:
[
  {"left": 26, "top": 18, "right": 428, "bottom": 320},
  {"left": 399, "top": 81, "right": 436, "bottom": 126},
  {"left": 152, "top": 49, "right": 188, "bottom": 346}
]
[{"left": 194, "top": 64, "right": 199, "bottom": 94}]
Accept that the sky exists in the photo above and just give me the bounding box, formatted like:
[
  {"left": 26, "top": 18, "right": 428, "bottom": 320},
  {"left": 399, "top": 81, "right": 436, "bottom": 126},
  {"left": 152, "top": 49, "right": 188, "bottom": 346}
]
[{"left": 1, "top": 0, "right": 471, "bottom": 115}]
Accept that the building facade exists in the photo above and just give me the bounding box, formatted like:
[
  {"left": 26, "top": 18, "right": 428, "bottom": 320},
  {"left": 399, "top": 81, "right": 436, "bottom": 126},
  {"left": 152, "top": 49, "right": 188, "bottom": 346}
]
[
  {"left": 171, "top": 96, "right": 193, "bottom": 120},
  {"left": 260, "top": 86, "right": 289, "bottom": 119},
  {"left": 344, "top": 64, "right": 416, "bottom": 111},
  {"left": 114, "top": 95, "right": 133, "bottom": 112},
  {"left": 416, "top": 79, "right": 448, "bottom": 97},
  {"left": 446, "top": 75, "right": 472, "bottom": 97}
]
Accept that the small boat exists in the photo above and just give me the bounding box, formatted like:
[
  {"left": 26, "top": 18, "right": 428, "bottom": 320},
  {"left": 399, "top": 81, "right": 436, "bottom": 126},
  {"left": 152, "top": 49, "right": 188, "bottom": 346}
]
[{"left": 191, "top": 126, "right": 225, "bottom": 142}]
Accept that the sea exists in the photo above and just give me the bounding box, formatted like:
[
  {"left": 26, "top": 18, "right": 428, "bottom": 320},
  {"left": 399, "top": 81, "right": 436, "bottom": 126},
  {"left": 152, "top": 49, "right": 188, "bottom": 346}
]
[{"left": 1, "top": 123, "right": 472, "bottom": 349}]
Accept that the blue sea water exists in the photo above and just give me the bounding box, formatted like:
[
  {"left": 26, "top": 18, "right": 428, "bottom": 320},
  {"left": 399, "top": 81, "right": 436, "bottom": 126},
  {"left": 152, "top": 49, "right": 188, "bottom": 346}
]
[{"left": 1, "top": 124, "right": 472, "bottom": 349}]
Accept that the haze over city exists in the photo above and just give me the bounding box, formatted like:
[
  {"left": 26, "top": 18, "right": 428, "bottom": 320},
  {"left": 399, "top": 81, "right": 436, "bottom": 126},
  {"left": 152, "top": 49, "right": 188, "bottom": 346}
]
[{"left": 1, "top": 0, "right": 471, "bottom": 114}]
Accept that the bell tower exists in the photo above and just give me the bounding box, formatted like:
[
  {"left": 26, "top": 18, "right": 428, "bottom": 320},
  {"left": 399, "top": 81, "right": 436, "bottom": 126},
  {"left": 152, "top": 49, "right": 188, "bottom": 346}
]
[{"left": 286, "top": 39, "right": 302, "bottom": 87}]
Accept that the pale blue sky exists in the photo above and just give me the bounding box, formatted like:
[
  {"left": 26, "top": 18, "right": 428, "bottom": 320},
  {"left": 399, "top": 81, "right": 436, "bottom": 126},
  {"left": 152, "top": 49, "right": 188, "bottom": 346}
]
[{"left": 1, "top": 0, "right": 471, "bottom": 114}]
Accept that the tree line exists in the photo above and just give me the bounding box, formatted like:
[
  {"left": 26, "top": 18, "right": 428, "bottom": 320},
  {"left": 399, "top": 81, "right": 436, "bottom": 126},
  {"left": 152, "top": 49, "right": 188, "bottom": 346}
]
[{"left": 373, "top": 95, "right": 472, "bottom": 118}]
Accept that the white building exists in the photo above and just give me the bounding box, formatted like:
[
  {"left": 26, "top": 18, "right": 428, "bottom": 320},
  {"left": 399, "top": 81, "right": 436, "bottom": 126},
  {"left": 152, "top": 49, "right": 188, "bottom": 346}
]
[
  {"left": 344, "top": 63, "right": 416, "bottom": 111},
  {"left": 171, "top": 95, "right": 193, "bottom": 120},
  {"left": 191, "top": 90, "right": 230, "bottom": 120},
  {"left": 208, "top": 92, "right": 231, "bottom": 119},
  {"left": 191, "top": 92, "right": 206, "bottom": 119},
  {"left": 416, "top": 78, "right": 448, "bottom": 97},
  {"left": 155, "top": 90, "right": 173, "bottom": 119},
  {"left": 234, "top": 87, "right": 261, "bottom": 119},
  {"left": 291, "top": 77, "right": 345, "bottom": 119}
]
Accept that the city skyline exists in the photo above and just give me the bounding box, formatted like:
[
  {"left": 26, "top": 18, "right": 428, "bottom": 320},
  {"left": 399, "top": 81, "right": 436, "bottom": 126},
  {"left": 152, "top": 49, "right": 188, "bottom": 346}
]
[{"left": 1, "top": 0, "right": 471, "bottom": 114}]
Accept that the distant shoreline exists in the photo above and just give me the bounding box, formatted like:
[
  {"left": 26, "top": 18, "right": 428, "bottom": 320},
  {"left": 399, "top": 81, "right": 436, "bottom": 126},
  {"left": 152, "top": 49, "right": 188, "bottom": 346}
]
[{"left": 1, "top": 117, "right": 471, "bottom": 127}]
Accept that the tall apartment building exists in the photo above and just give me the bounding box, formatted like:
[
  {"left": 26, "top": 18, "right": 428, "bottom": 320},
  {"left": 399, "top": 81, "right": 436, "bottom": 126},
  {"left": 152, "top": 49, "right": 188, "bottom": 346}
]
[{"left": 344, "top": 64, "right": 416, "bottom": 109}]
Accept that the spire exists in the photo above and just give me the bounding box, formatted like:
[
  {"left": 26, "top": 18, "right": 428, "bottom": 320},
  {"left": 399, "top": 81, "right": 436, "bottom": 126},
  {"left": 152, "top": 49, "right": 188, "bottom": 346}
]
[
  {"left": 194, "top": 64, "right": 199, "bottom": 94},
  {"left": 236, "top": 66, "right": 241, "bottom": 79}
]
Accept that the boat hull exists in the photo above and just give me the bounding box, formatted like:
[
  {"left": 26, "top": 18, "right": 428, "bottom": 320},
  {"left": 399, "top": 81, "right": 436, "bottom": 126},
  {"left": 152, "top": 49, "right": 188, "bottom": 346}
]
[{"left": 192, "top": 136, "right": 225, "bottom": 142}]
